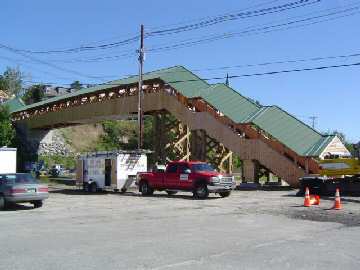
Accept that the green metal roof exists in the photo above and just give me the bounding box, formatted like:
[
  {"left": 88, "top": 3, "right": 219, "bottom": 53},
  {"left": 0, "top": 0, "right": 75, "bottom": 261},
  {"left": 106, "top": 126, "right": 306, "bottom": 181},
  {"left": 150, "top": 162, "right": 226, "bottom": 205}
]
[
  {"left": 12, "top": 65, "right": 335, "bottom": 157},
  {"left": 14, "top": 66, "right": 209, "bottom": 112},
  {"left": 1, "top": 97, "right": 25, "bottom": 113},
  {"left": 304, "top": 135, "right": 336, "bottom": 157},
  {"left": 246, "top": 106, "right": 323, "bottom": 156},
  {"left": 200, "top": 83, "right": 260, "bottom": 123}
]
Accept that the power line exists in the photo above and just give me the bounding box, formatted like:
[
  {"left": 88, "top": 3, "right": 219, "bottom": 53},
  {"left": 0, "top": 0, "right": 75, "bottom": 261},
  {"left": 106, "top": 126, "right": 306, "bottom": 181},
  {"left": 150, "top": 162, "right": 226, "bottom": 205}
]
[
  {"left": 168, "top": 62, "right": 360, "bottom": 82},
  {"left": 10, "top": 36, "right": 140, "bottom": 55},
  {"left": 50, "top": 51, "right": 137, "bottom": 63},
  {"left": 0, "top": 55, "right": 77, "bottom": 82},
  {"left": 23, "top": 61, "right": 360, "bottom": 87},
  {"left": 146, "top": 4, "right": 360, "bottom": 54},
  {"left": 6, "top": 0, "right": 317, "bottom": 55},
  {"left": 147, "top": 0, "right": 283, "bottom": 31},
  {"left": 9, "top": 49, "right": 360, "bottom": 83},
  {"left": 64, "top": 2, "right": 359, "bottom": 64},
  {"left": 0, "top": 43, "right": 108, "bottom": 81},
  {"left": 147, "top": 0, "right": 320, "bottom": 37}
]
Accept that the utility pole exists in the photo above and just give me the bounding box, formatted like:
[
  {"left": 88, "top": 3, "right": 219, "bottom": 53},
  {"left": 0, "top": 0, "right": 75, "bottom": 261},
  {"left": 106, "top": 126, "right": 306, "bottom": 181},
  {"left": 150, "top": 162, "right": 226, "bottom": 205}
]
[
  {"left": 138, "top": 24, "right": 144, "bottom": 150},
  {"left": 309, "top": 116, "right": 317, "bottom": 129},
  {"left": 225, "top": 73, "right": 230, "bottom": 86}
]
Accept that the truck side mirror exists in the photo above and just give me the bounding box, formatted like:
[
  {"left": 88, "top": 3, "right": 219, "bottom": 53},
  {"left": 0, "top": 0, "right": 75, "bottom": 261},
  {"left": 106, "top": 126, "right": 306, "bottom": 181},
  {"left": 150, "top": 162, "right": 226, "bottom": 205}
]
[{"left": 184, "top": 169, "right": 191, "bottom": 174}]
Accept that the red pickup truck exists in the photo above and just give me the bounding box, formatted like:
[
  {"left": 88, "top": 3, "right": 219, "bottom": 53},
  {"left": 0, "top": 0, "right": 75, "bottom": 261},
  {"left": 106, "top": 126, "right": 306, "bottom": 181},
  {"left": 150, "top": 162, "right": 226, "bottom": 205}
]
[{"left": 137, "top": 161, "right": 236, "bottom": 199}]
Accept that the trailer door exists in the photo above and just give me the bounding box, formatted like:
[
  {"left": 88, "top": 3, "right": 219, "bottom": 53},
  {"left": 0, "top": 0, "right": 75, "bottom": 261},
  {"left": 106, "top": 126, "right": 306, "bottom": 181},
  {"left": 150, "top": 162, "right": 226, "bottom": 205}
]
[
  {"left": 76, "top": 159, "right": 84, "bottom": 186},
  {"left": 105, "top": 159, "right": 112, "bottom": 186}
]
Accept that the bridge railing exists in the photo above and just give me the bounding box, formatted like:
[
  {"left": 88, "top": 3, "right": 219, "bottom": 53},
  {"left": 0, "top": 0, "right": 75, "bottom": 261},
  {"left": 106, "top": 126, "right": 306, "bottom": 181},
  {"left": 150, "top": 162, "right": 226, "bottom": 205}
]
[{"left": 12, "top": 78, "right": 319, "bottom": 174}]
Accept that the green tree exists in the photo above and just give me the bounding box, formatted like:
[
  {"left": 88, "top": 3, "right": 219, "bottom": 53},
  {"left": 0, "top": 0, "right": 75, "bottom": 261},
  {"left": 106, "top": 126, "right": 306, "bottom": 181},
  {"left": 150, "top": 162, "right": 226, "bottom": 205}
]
[
  {"left": 96, "top": 117, "right": 154, "bottom": 151},
  {"left": 1, "top": 67, "right": 24, "bottom": 96},
  {"left": 23, "top": 84, "right": 46, "bottom": 105},
  {"left": 0, "top": 75, "right": 7, "bottom": 90},
  {"left": 0, "top": 106, "right": 15, "bottom": 147},
  {"left": 70, "top": 80, "right": 83, "bottom": 91}
]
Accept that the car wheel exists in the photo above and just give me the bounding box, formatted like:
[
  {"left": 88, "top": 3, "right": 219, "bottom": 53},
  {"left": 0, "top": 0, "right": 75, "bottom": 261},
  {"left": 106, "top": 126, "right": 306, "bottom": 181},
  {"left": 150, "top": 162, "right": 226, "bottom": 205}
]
[
  {"left": 219, "top": 191, "right": 231, "bottom": 198},
  {"left": 193, "top": 183, "right": 209, "bottom": 199},
  {"left": 33, "top": 200, "right": 43, "bottom": 208},
  {"left": 0, "top": 196, "right": 5, "bottom": 210},
  {"left": 166, "top": 191, "right": 178, "bottom": 195},
  {"left": 90, "top": 183, "right": 97, "bottom": 193},
  {"left": 140, "top": 181, "right": 153, "bottom": 196}
]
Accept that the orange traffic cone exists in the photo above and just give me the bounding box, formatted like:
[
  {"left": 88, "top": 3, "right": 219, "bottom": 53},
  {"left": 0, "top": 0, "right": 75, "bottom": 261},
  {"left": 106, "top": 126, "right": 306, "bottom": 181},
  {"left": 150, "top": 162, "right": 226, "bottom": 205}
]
[
  {"left": 310, "top": 195, "right": 320, "bottom": 206},
  {"left": 333, "top": 188, "right": 342, "bottom": 210},
  {"left": 304, "top": 187, "right": 311, "bottom": 207}
]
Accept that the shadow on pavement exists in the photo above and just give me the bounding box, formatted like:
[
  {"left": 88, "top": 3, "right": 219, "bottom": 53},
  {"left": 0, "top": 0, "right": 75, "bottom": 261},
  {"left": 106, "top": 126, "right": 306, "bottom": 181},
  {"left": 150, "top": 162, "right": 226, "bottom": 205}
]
[
  {"left": 50, "top": 188, "right": 221, "bottom": 200},
  {"left": 116, "top": 192, "right": 221, "bottom": 200},
  {"left": 50, "top": 189, "right": 109, "bottom": 196},
  {"left": 4, "top": 203, "right": 34, "bottom": 211},
  {"left": 236, "top": 184, "right": 294, "bottom": 192}
]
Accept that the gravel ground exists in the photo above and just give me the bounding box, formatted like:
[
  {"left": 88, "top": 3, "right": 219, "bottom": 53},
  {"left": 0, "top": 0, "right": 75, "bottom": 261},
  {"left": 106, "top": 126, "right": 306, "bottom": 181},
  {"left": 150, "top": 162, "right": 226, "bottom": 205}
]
[{"left": 1, "top": 187, "right": 360, "bottom": 270}]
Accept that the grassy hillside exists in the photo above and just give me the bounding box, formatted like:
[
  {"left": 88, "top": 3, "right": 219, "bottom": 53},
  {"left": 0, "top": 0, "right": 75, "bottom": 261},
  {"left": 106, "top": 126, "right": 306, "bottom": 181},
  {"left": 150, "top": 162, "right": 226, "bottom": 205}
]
[{"left": 60, "top": 124, "right": 104, "bottom": 153}]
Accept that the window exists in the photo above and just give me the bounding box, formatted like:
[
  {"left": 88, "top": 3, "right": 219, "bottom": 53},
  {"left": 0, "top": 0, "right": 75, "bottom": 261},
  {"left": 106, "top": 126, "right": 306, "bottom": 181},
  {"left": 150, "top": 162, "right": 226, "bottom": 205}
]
[
  {"left": 179, "top": 164, "right": 190, "bottom": 173},
  {"left": 191, "top": 163, "right": 216, "bottom": 172},
  {"left": 1, "top": 174, "right": 38, "bottom": 185},
  {"left": 167, "top": 164, "right": 178, "bottom": 173}
]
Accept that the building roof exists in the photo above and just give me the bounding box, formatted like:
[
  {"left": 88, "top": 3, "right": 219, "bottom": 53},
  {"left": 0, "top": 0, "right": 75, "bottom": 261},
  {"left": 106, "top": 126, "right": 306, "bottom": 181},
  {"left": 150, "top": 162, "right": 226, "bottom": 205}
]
[
  {"left": 2, "top": 97, "right": 25, "bottom": 113},
  {"left": 200, "top": 83, "right": 260, "bottom": 123},
  {"left": 243, "top": 106, "right": 324, "bottom": 156},
  {"left": 11, "top": 65, "right": 340, "bottom": 157},
  {"left": 0, "top": 90, "right": 9, "bottom": 99}
]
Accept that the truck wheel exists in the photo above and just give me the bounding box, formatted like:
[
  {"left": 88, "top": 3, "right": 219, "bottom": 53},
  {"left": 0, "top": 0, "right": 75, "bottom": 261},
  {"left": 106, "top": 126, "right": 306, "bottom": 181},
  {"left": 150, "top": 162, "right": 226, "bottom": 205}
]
[
  {"left": 140, "top": 181, "right": 153, "bottom": 196},
  {"left": 219, "top": 191, "right": 231, "bottom": 198},
  {"left": 83, "top": 183, "right": 89, "bottom": 192},
  {"left": 33, "top": 200, "right": 43, "bottom": 208},
  {"left": 166, "top": 191, "right": 178, "bottom": 195},
  {"left": 90, "top": 183, "right": 97, "bottom": 193},
  {"left": 0, "top": 196, "right": 5, "bottom": 210},
  {"left": 193, "top": 183, "right": 209, "bottom": 199}
]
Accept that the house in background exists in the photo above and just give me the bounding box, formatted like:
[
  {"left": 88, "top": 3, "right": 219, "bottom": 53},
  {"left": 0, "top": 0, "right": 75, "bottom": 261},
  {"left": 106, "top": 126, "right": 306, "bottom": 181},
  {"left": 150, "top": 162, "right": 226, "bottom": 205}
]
[
  {"left": 43, "top": 86, "right": 76, "bottom": 99},
  {"left": 0, "top": 90, "right": 9, "bottom": 104}
]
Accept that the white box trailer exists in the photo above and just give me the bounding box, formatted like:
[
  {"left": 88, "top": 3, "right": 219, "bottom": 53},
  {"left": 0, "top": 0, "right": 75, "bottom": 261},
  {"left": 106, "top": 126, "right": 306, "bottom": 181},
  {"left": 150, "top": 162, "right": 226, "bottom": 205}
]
[
  {"left": 76, "top": 150, "right": 148, "bottom": 192},
  {"left": 0, "top": 147, "right": 17, "bottom": 174}
]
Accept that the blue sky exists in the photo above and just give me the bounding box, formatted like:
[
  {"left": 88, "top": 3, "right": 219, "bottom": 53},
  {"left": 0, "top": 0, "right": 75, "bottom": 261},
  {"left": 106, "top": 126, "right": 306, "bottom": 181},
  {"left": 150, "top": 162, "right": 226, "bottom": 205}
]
[{"left": 1, "top": 0, "right": 359, "bottom": 142}]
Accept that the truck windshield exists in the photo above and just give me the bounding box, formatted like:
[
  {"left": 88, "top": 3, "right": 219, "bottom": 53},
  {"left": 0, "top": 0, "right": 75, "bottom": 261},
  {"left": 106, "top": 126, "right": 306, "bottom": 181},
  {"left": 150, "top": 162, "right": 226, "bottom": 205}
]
[{"left": 191, "top": 163, "right": 216, "bottom": 172}]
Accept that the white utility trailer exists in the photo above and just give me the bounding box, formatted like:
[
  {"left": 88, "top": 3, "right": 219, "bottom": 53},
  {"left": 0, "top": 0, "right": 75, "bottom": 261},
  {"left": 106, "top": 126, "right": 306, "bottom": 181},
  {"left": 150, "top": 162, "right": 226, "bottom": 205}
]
[
  {"left": 0, "top": 147, "right": 17, "bottom": 174},
  {"left": 76, "top": 150, "right": 148, "bottom": 192}
]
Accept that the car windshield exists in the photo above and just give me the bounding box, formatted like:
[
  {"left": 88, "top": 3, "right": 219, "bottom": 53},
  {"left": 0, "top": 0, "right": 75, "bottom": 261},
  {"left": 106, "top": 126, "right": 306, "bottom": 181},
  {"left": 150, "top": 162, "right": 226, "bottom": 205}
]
[
  {"left": 0, "top": 174, "right": 38, "bottom": 185},
  {"left": 191, "top": 163, "right": 216, "bottom": 172}
]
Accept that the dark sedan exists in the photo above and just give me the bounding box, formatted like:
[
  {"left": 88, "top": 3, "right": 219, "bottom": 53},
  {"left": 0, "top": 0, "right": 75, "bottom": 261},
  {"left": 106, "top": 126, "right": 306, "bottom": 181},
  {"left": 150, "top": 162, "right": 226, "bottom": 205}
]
[{"left": 0, "top": 173, "right": 49, "bottom": 210}]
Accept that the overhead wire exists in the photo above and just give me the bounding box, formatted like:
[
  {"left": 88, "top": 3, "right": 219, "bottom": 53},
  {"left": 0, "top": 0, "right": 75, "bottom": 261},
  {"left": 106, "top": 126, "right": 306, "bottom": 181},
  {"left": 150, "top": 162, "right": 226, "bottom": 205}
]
[
  {"left": 62, "top": 2, "right": 360, "bottom": 64},
  {"left": 0, "top": 43, "right": 111, "bottom": 81},
  {"left": 147, "top": 0, "right": 283, "bottom": 31},
  {"left": 2, "top": 0, "right": 359, "bottom": 84},
  {"left": 23, "top": 61, "right": 360, "bottom": 87},
  {"left": 146, "top": 0, "right": 321, "bottom": 37},
  {"left": 6, "top": 0, "right": 317, "bottom": 55},
  {"left": 146, "top": 4, "right": 360, "bottom": 54}
]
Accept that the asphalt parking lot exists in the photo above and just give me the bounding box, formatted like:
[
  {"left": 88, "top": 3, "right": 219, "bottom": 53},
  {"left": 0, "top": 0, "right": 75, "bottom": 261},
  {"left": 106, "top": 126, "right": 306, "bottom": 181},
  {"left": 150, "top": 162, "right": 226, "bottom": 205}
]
[{"left": 1, "top": 187, "right": 360, "bottom": 270}]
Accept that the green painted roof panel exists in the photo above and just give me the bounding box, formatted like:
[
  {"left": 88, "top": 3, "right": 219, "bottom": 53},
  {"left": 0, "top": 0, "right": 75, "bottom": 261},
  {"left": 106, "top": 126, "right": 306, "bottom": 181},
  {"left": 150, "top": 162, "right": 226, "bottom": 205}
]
[
  {"left": 200, "top": 84, "right": 260, "bottom": 123},
  {"left": 2, "top": 97, "right": 25, "bottom": 113},
  {"left": 250, "top": 106, "right": 323, "bottom": 156},
  {"left": 13, "top": 66, "right": 209, "bottom": 112},
  {"left": 305, "top": 135, "right": 335, "bottom": 156}
]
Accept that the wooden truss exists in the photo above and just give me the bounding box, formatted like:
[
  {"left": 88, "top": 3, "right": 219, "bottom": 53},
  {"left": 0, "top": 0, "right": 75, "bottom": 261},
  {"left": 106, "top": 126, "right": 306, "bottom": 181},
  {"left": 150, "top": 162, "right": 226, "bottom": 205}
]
[
  {"left": 153, "top": 112, "right": 232, "bottom": 173},
  {"left": 153, "top": 112, "right": 191, "bottom": 164}
]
